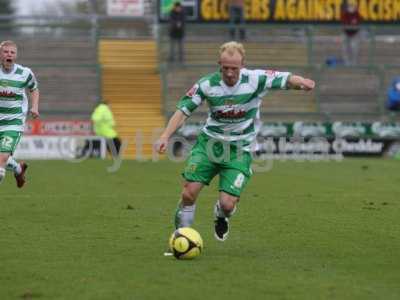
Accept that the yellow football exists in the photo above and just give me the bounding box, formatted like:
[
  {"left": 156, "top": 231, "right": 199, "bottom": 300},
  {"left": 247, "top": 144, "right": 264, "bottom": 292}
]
[{"left": 168, "top": 227, "right": 203, "bottom": 259}]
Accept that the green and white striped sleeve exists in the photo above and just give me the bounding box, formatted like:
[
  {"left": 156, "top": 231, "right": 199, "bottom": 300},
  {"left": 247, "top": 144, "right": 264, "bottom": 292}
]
[
  {"left": 176, "top": 82, "right": 205, "bottom": 117},
  {"left": 25, "top": 68, "right": 38, "bottom": 91},
  {"left": 256, "top": 69, "right": 291, "bottom": 91}
]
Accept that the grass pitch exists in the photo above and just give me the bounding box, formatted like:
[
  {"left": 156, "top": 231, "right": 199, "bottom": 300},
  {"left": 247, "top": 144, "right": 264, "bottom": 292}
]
[{"left": 1, "top": 158, "right": 400, "bottom": 299}]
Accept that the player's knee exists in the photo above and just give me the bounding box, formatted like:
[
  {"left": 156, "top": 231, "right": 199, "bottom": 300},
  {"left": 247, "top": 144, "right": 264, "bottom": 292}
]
[
  {"left": 219, "top": 197, "right": 239, "bottom": 213},
  {"left": 0, "top": 155, "right": 8, "bottom": 165},
  {"left": 181, "top": 188, "right": 197, "bottom": 205},
  {"left": 219, "top": 199, "right": 237, "bottom": 213}
]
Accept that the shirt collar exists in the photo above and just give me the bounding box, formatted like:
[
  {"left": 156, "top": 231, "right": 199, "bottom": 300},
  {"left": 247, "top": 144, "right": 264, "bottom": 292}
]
[
  {"left": 220, "top": 68, "right": 244, "bottom": 92},
  {"left": 0, "top": 64, "right": 16, "bottom": 75}
]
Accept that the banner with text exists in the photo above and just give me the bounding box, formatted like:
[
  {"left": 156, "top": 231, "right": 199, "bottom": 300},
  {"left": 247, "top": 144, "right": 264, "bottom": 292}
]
[
  {"left": 14, "top": 136, "right": 106, "bottom": 160},
  {"left": 178, "top": 121, "right": 400, "bottom": 157},
  {"left": 107, "top": 0, "right": 144, "bottom": 16},
  {"left": 159, "top": 0, "right": 400, "bottom": 22},
  {"left": 25, "top": 120, "right": 92, "bottom": 136}
]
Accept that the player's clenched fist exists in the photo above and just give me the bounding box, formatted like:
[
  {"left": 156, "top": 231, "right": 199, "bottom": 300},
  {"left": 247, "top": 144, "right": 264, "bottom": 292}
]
[
  {"left": 155, "top": 136, "right": 169, "bottom": 154},
  {"left": 301, "top": 78, "right": 315, "bottom": 91}
]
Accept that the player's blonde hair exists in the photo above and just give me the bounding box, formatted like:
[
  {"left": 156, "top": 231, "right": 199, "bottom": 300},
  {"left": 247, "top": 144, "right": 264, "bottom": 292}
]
[
  {"left": 0, "top": 40, "right": 17, "bottom": 50},
  {"left": 219, "top": 41, "right": 245, "bottom": 59}
]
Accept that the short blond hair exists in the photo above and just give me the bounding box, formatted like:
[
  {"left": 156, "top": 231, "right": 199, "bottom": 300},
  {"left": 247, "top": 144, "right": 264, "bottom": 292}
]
[
  {"left": 0, "top": 40, "right": 17, "bottom": 50},
  {"left": 219, "top": 41, "right": 245, "bottom": 59}
]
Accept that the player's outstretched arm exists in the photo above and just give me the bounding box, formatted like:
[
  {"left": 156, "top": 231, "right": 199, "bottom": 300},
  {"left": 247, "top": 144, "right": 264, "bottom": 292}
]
[
  {"left": 287, "top": 75, "right": 315, "bottom": 91},
  {"left": 156, "top": 110, "right": 188, "bottom": 154}
]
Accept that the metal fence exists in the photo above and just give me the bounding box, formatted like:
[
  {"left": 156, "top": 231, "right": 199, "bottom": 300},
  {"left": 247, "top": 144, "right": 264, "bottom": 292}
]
[
  {"left": 158, "top": 23, "right": 400, "bottom": 122},
  {"left": 0, "top": 15, "right": 155, "bottom": 119},
  {"left": 1, "top": 15, "right": 399, "bottom": 121}
]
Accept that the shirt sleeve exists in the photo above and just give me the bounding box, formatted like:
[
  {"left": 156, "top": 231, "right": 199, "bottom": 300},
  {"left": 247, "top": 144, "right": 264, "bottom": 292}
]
[
  {"left": 176, "top": 82, "right": 205, "bottom": 117},
  {"left": 25, "top": 68, "right": 38, "bottom": 91},
  {"left": 254, "top": 69, "right": 291, "bottom": 92}
]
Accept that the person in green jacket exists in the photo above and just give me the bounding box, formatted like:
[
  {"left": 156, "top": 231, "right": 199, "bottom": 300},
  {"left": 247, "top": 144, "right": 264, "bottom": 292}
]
[{"left": 91, "top": 100, "right": 121, "bottom": 157}]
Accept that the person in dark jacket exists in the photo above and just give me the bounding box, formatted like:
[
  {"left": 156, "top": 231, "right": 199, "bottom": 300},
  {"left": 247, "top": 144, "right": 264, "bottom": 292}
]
[
  {"left": 169, "top": 2, "right": 185, "bottom": 64},
  {"left": 228, "top": 0, "right": 245, "bottom": 41},
  {"left": 387, "top": 77, "right": 400, "bottom": 111},
  {"left": 341, "top": 1, "right": 362, "bottom": 65}
]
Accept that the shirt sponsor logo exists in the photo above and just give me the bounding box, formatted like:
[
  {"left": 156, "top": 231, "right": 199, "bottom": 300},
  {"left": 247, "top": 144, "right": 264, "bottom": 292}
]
[
  {"left": 0, "top": 90, "right": 16, "bottom": 98},
  {"left": 213, "top": 108, "right": 246, "bottom": 120}
]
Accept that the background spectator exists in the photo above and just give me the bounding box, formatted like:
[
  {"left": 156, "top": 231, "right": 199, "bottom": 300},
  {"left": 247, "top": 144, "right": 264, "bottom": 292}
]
[
  {"left": 169, "top": 2, "right": 185, "bottom": 64},
  {"left": 387, "top": 77, "right": 400, "bottom": 111},
  {"left": 229, "top": 0, "right": 245, "bottom": 41},
  {"left": 341, "top": 1, "right": 362, "bottom": 66},
  {"left": 91, "top": 100, "right": 121, "bottom": 157}
]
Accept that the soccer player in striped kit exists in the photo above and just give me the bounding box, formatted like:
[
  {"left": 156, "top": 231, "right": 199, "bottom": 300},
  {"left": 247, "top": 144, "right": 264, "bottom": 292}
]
[
  {"left": 157, "top": 41, "right": 315, "bottom": 241},
  {"left": 0, "top": 40, "right": 40, "bottom": 188}
]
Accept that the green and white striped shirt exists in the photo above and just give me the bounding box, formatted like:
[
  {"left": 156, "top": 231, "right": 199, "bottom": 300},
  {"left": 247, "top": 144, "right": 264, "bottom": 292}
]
[
  {"left": 0, "top": 63, "right": 38, "bottom": 132},
  {"left": 177, "top": 68, "right": 291, "bottom": 151}
]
